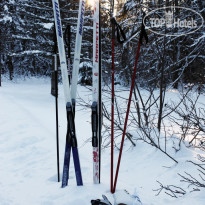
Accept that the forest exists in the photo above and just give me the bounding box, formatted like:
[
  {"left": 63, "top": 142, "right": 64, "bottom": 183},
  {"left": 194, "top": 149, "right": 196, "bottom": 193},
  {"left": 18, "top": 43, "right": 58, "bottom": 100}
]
[{"left": 0, "top": 0, "right": 204, "bottom": 87}]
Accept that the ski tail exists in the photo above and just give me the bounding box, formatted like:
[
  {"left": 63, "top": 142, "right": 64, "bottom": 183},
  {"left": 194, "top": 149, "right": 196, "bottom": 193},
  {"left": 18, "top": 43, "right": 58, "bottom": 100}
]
[
  {"left": 66, "top": 102, "right": 83, "bottom": 186},
  {"left": 62, "top": 142, "right": 72, "bottom": 188},
  {"left": 92, "top": 102, "right": 100, "bottom": 183},
  {"left": 72, "top": 147, "right": 83, "bottom": 186}
]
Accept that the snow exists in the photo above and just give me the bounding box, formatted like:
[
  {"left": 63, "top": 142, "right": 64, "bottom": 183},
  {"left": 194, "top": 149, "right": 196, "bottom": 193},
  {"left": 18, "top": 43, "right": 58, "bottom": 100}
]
[
  {"left": 0, "top": 15, "right": 12, "bottom": 23},
  {"left": 4, "top": 5, "right": 9, "bottom": 11},
  {"left": 0, "top": 77, "right": 205, "bottom": 205},
  {"left": 11, "top": 50, "right": 52, "bottom": 57},
  {"left": 1, "top": 5, "right": 12, "bottom": 23},
  {"left": 42, "top": 23, "right": 54, "bottom": 30}
]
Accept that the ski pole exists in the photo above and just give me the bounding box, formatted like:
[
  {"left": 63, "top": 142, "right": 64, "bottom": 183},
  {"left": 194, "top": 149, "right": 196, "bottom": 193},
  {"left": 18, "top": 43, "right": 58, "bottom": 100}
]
[
  {"left": 112, "top": 16, "right": 148, "bottom": 193},
  {"left": 54, "top": 54, "right": 60, "bottom": 182},
  {"left": 53, "top": 26, "right": 60, "bottom": 182},
  {"left": 110, "top": 13, "right": 126, "bottom": 193},
  {"left": 110, "top": 6, "right": 115, "bottom": 193},
  {"left": 98, "top": 0, "right": 102, "bottom": 184}
]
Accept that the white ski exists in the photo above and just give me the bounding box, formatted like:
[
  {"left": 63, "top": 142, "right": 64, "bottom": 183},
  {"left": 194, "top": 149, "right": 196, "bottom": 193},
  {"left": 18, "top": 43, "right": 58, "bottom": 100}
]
[
  {"left": 52, "top": 0, "right": 71, "bottom": 104},
  {"left": 92, "top": 0, "right": 100, "bottom": 184},
  {"left": 71, "top": 0, "right": 86, "bottom": 105}
]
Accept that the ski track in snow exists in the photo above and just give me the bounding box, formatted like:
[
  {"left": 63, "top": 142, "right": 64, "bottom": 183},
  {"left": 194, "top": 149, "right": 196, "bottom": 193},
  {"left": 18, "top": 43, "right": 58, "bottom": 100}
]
[{"left": 0, "top": 78, "right": 205, "bottom": 205}]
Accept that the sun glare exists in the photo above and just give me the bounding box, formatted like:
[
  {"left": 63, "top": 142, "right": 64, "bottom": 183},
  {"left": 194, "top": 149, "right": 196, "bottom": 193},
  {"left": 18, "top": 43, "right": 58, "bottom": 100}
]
[{"left": 86, "top": 0, "right": 94, "bottom": 8}]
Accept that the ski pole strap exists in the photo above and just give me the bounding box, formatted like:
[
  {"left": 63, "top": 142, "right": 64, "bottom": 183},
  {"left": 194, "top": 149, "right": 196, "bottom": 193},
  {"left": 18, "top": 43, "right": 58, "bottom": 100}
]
[
  {"left": 111, "top": 17, "right": 126, "bottom": 44},
  {"left": 139, "top": 13, "right": 148, "bottom": 45}
]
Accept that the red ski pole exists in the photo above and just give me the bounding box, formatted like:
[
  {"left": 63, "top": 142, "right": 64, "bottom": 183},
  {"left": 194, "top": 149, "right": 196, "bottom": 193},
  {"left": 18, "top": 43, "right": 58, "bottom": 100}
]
[
  {"left": 112, "top": 17, "right": 148, "bottom": 193},
  {"left": 110, "top": 15, "right": 127, "bottom": 193}
]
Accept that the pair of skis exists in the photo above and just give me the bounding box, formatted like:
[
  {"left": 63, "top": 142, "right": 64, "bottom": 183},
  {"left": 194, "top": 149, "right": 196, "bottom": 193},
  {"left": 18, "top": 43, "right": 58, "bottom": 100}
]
[
  {"left": 110, "top": 10, "right": 148, "bottom": 193},
  {"left": 52, "top": 0, "right": 102, "bottom": 186},
  {"left": 52, "top": 0, "right": 86, "bottom": 187}
]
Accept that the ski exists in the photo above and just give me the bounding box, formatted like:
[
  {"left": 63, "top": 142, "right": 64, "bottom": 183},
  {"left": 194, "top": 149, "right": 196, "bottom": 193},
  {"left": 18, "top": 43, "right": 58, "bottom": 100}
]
[
  {"left": 52, "top": 0, "right": 83, "bottom": 187},
  {"left": 71, "top": 0, "right": 86, "bottom": 112},
  {"left": 92, "top": 0, "right": 101, "bottom": 184}
]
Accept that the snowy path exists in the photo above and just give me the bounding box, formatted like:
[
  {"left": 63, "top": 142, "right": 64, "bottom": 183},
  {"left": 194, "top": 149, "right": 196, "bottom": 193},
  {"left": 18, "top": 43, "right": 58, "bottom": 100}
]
[
  {"left": 0, "top": 78, "right": 205, "bottom": 205},
  {"left": 0, "top": 79, "right": 108, "bottom": 205}
]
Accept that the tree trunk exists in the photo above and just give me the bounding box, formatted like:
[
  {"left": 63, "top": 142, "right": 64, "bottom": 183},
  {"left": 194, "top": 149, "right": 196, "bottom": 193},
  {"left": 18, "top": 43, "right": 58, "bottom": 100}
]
[{"left": 7, "top": 56, "right": 14, "bottom": 81}]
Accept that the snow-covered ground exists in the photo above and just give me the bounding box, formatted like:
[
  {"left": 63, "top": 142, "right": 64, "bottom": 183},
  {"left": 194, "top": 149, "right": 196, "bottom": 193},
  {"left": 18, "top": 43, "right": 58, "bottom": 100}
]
[{"left": 0, "top": 77, "right": 204, "bottom": 205}]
